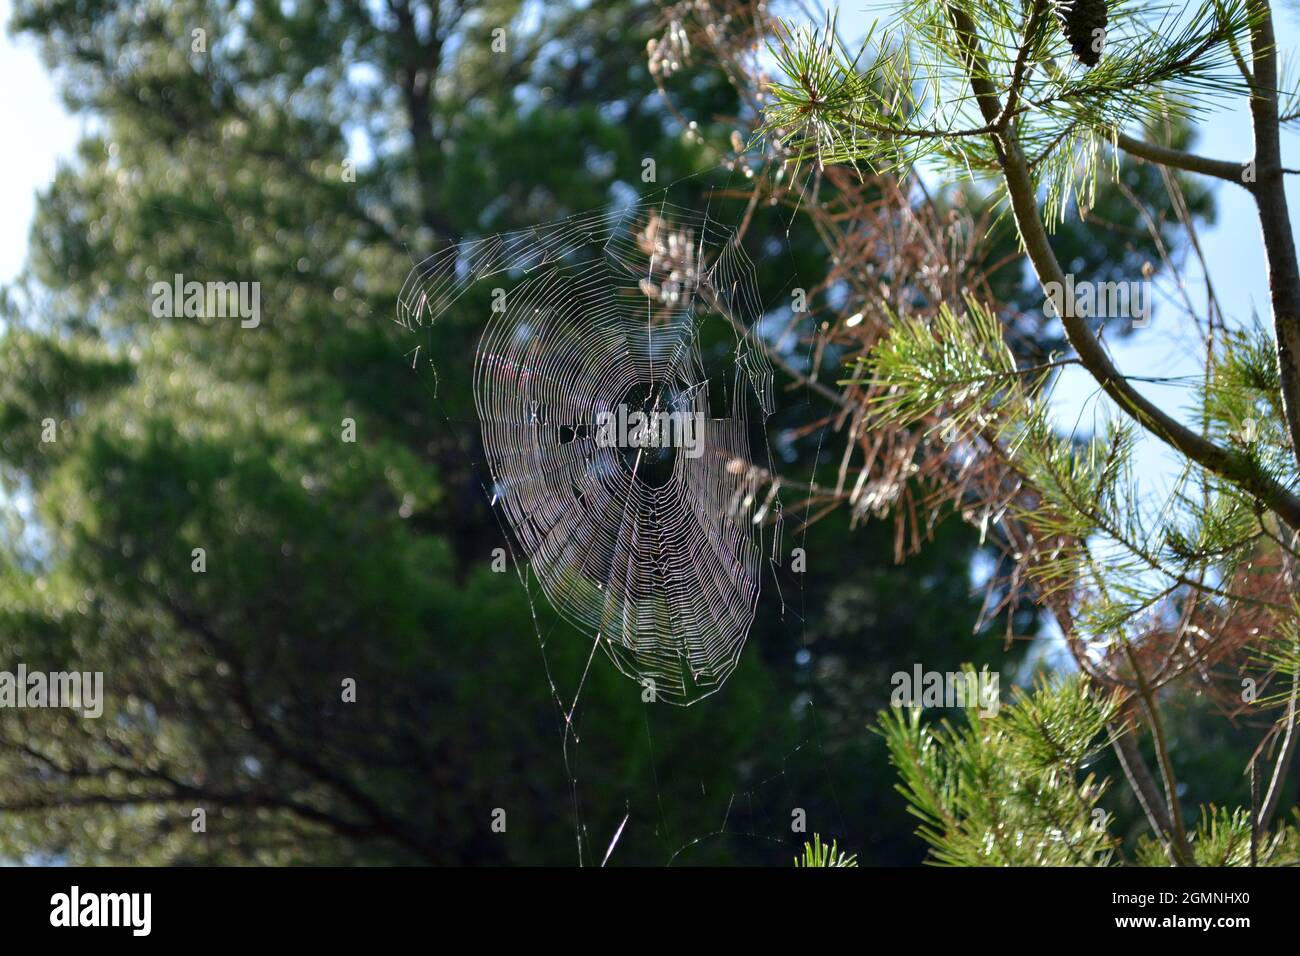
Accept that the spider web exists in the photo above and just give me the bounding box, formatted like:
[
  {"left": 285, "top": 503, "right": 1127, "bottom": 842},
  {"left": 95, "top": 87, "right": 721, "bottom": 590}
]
[
  {"left": 392, "top": 173, "right": 858, "bottom": 865},
  {"left": 108, "top": 160, "right": 848, "bottom": 865},
  {"left": 398, "top": 199, "right": 785, "bottom": 705}
]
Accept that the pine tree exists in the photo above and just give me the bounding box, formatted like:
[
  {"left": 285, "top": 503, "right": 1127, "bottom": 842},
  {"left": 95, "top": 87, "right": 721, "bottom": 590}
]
[{"left": 762, "top": 0, "right": 1300, "bottom": 865}]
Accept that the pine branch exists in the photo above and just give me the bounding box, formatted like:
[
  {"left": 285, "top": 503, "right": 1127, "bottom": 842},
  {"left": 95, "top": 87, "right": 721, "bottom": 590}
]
[
  {"left": 877, "top": 675, "right": 1119, "bottom": 866},
  {"left": 1118, "top": 637, "right": 1196, "bottom": 864},
  {"left": 1109, "top": 720, "right": 1182, "bottom": 855},
  {"left": 1260, "top": 670, "right": 1299, "bottom": 830},
  {"left": 1114, "top": 131, "right": 1246, "bottom": 184},
  {"left": 1245, "top": 0, "right": 1300, "bottom": 478},
  {"left": 944, "top": 1, "right": 1300, "bottom": 532}
]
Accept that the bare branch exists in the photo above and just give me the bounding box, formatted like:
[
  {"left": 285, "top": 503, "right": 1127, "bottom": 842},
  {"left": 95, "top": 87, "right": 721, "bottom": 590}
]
[{"left": 1115, "top": 132, "right": 1247, "bottom": 186}]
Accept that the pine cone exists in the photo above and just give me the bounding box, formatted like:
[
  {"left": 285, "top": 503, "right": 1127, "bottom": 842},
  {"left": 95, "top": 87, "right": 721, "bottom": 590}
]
[{"left": 1053, "top": 0, "right": 1108, "bottom": 67}]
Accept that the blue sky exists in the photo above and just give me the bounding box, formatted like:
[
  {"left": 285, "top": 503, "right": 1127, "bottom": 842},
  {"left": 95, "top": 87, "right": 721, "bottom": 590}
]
[{"left": 0, "top": 0, "right": 80, "bottom": 284}]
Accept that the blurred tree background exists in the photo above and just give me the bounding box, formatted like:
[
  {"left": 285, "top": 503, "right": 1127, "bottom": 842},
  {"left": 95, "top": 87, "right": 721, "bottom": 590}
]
[{"left": 0, "top": 0, "right": 1218, "bottom": 864}]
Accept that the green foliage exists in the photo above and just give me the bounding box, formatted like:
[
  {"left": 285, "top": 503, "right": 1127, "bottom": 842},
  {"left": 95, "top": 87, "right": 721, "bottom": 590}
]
[
  {"left": 0, "top": 0, "right": 806, "bottom": 866},
  {"left": 862, "top": 276, "right": 1293, "bottom": 647},
  {"left": 764, "top": 1, "right": 1254, "bottom": 221},
  {"left": 861, "top": 296, "right": 1048, "bottom": 442},
  {"left": 0, "top": 0, "right": 1028, "bottom": 866},
  {"left": 878, "top": 677, "right": 1300, "bottom": 865},
  {"left": 2, "top": 0, "right": 1263, "bottom": 868},
  {"left": 771, "top": 0, "right": 1300, "bottom": 869},
  {"left": 877, "top": 675, "right": 1121, "bottom": 865},
  {"left": 1133, "top": 806, "right": 1300, "bottom": 866},
  {"left": 794, "top": 834, "right": 859, "bottom": 867}
]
